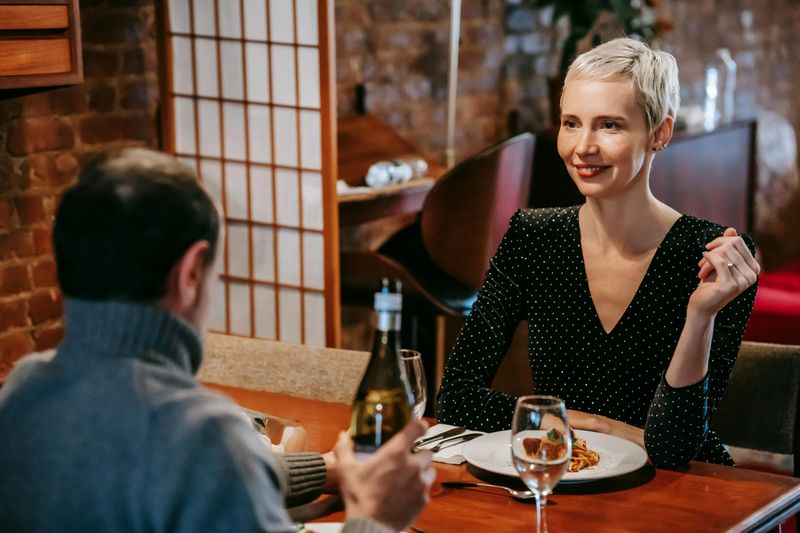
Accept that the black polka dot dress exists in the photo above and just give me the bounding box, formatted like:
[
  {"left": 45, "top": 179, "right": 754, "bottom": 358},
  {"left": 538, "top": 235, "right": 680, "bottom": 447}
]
[{"left": 437, "top": 206, "right": 757, "bottom": 468}]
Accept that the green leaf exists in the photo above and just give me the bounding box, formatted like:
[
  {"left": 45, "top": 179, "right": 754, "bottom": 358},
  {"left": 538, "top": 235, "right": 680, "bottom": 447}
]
[{"left": 546, "top": 427, "right": 565, "bottom": 444}]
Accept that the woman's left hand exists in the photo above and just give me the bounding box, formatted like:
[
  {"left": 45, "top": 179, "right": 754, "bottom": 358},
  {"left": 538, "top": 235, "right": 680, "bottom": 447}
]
[
  {"left": 691, "top": 227, "right": 760, "bottom": 316},
  {"left": 566, "top": 410, "right": 644, "bottom": 448}
]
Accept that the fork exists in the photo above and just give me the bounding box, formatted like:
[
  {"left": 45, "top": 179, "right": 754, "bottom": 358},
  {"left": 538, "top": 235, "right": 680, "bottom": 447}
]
[{"left": 442, "top": 481, "right": 535, "bottom": 501}]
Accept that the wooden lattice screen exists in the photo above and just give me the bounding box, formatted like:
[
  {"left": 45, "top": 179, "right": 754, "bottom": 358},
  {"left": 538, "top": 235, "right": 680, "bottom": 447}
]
[{"left": 158, "top": 0, "right": 340, "bottom": 346}]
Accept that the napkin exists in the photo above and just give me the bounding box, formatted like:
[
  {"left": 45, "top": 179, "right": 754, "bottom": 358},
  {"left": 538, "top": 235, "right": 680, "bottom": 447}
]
[{"left": 417, "top": 423, "right": 484, "bottom": 465}]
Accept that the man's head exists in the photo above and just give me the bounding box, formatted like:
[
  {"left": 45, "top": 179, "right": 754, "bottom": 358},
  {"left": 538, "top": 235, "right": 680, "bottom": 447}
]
[{"left": 54, "top": 148, "right": 221, "bottom": 331}]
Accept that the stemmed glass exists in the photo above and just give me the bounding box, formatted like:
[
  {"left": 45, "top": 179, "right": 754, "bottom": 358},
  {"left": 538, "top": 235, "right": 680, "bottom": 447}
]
[
  {"left": 511, "top": 395, "right": 571, "bottom": 533},
  {"left": 400, "top": 349, "right": 427, "bottom": 419}
]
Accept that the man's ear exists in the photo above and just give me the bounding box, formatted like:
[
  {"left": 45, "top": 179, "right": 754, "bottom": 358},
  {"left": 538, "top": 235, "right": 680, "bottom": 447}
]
[{"left": 174, "top": 240, "right": 211, "bottom": 311}]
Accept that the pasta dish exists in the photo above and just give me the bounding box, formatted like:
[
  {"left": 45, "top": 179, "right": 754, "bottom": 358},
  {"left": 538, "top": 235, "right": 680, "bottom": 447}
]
[{"left": 523, "top": 428, "right": 600, "bottom": 472}]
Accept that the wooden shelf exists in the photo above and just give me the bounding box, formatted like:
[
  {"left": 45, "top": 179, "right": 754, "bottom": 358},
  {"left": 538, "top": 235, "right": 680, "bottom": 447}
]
[{"left": 0, "top": 1, "right": 82, "bottom": 91}]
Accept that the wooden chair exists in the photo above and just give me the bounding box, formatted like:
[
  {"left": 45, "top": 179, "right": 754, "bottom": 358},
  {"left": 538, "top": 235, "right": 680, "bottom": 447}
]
[
  {"left": 199, "top": 332, "right": 369, "bottom": 404},
  {"left": 340, "top": 133, "right": 535, "bottom": 394},
  {"left": 713, "top": 341, "right": 800, "bottom": 477}
]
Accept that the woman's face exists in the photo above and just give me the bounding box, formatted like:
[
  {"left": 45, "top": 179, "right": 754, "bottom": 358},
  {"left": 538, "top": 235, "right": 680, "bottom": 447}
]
[{"left": 557, "top": 75, "right": 655, "bottom": 199}]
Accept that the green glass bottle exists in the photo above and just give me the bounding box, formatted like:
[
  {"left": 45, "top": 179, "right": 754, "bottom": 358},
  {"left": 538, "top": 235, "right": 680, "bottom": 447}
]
[{"left": 349, "top": 279, "right": 413, "bottom": 456}]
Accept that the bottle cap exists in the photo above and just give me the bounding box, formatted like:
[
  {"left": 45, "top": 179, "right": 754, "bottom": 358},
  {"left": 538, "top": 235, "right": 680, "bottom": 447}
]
[{"left": 375, "top": 278, "right": 402, "bottom": 312}]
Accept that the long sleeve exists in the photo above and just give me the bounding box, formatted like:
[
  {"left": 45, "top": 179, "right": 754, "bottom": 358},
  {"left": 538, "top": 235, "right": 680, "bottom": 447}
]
[
  {"left": 275, "top": 452, "right": 327, "bottom": 507},
  {"left": 437, "top": 210, "right": 529, "bottom": 431},
  {"left": 644, "top": 236, "right": 758, "bottom": 468}
]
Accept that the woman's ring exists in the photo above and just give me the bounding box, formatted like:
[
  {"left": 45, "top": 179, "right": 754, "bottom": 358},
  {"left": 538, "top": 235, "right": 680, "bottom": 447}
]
[{"left": 726, "top": 261, "right": 734, "bottom": 272}]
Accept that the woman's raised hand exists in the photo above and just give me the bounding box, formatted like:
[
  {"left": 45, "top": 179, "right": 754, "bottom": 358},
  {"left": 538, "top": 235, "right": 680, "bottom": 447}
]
[{"left": 692, "top": 228, "right": 760, "bottom": 316}]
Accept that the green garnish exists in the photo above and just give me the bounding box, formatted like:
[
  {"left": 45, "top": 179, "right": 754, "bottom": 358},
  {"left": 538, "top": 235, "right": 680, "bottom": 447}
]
[{"left": 546, "top": 427, "right": 564, "bottom": 444}]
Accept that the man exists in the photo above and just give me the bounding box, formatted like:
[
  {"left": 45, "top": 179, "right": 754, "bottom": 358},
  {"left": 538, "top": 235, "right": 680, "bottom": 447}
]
[{"left": 0, "top": 148, "right": 435, "bottom": 532}]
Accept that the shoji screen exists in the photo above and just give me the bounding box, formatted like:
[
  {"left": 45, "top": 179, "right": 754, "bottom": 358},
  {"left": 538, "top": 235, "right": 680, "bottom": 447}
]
[{"left": 158, "top": 0, "right": 340, "bottom": 346}]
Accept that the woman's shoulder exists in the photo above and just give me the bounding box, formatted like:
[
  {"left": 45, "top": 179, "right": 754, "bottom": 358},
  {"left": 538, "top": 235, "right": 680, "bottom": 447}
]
[
  {"left": 512, "top": 205, "right": 580, "bottom": 232},
  {"left": 672, "top": 214, "right": 756, "bottom": 253}
]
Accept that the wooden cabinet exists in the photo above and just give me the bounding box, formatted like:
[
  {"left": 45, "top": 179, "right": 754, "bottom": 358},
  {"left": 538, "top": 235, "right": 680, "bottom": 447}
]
[{"left": 0, "top": 0, "right": 82, "bottom": 90}]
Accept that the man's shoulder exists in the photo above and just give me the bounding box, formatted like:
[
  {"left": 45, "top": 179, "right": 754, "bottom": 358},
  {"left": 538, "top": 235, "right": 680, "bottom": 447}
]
[
  {"left": 144, "top": 374, "right": 251, "bottom": 437},
  {"left": 0, "top": 350, "right": 57, "bottom": 401}
]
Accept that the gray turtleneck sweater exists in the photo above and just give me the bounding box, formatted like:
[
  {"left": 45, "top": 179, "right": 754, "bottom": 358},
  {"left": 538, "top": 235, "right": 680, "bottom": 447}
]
[{"left": 0, "top": 299, "right": 388, "bottom": 533}]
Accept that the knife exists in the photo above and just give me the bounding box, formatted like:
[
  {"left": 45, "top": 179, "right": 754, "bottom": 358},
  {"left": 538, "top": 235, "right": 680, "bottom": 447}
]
[{"left": 413, "top": 426, "right": 466, "bottom": 448}]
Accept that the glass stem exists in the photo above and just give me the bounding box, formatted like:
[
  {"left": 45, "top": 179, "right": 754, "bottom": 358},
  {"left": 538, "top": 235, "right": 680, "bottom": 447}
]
[{"left": 535, "top": 493, "right": 548, "bottom": 533}]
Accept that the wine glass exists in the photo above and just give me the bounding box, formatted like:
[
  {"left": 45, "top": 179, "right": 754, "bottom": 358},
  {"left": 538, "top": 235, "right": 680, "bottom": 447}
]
[
  {"left": 511, "top": 395, "right": 571, "bottom": 533},
  {"left": 400, "top": 349, "right": 427, "bottom": 419}
]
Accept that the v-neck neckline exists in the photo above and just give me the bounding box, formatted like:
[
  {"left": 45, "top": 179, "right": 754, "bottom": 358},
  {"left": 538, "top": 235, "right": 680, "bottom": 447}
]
[{"left": 572, "top": 207, "right": 686, "bottom": 336}]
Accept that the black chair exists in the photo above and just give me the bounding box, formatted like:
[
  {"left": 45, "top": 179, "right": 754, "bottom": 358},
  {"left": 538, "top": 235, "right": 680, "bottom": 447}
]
[{"left": 713, "top": 341, "right": 800, "bottom": 477}]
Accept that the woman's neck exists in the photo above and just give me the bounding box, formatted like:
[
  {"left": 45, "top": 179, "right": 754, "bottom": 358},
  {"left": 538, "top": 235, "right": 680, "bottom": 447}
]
[{"left": 580, "top": 190, "right": 681, "bottom": 256}]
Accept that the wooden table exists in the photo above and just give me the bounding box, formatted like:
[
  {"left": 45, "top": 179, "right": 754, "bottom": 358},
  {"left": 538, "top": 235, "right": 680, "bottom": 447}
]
[{"left": 209, "top": 383, "right": 800, "bottom": 532}]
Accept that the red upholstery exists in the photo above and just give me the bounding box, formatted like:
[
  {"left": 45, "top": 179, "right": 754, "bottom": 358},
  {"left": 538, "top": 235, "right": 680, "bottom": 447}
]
[{"left": 744, "top": 260, "right": 800, "bottom": 345}]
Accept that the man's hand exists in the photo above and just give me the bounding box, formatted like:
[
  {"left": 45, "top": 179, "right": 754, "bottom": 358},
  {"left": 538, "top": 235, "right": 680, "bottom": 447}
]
[{"left": 334, "top": 420, "right": 436, "bottom": 532}]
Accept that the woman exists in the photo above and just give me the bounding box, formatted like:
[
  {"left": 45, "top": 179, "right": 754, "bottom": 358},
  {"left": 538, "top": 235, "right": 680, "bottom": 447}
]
[{"left": 437, "top": 37, "right": 760, "bottom": 468}]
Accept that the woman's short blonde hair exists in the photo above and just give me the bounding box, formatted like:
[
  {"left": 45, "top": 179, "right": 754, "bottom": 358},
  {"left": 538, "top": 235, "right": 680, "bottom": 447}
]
[{"left": 562, "top": 37, "right": 680, "bottom": 131}]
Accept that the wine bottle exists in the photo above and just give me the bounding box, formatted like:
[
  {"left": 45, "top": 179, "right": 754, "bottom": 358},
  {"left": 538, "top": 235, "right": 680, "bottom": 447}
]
[{"left": 350, "top": 278, "right": 413, "bottom": 456}]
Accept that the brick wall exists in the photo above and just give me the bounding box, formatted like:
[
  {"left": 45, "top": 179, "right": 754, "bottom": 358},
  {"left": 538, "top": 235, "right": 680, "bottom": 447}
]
[
  {"left": 335, "top": 0, "right": 506, "bottom": 160},
  {"left": 0, "top": 0, "right": 159, "bottom": 380}
]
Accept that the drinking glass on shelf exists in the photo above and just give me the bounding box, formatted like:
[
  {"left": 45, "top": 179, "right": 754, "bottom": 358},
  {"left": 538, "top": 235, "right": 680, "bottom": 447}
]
[
  {"left": 511, "top": 395, "right": 571, "bottom": 533},
  {"left": 400, "top": 349, "right": 427, "bottom": 419}
]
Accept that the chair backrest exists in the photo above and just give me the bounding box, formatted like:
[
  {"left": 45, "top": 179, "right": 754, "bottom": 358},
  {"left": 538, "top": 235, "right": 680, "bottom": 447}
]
[
  {"left": 713, "top": 341, "right": 800, "bottom": 475},
  {"left": 420, "top": 132, "right": 535, "bottom": 288},
  {"left": 198, "top": 333, "right": 370, "bottom": 404}
]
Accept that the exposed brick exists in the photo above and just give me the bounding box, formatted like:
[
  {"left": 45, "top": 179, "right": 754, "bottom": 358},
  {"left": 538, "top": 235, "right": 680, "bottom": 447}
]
[
  {"left": 0, "top": 331, "right": 35, "bottom": 366},
  {"left": 18, "top": 86, "right": 88, "bottom": 118},
  {"left": 123, "top": 47, "right": 146, "bottom": 74},
  {"left": 82, "top": 48, "right": 120, "bottom": 77},
  {"left": 83, "top": 10, "right": 143, "bottom": 44},
  {"left": 121, "top": 79, "right": 157, "bottom": 110},
  {"left": 0, "top": 264, "right": 31, "bottom": 296},
  {"left": 26, "top": 153, "right": 79, "bottom": 188},
  {"left": 15, "top": 196, "right": 47, "bottom": 226},
  {"left": 29, "top": 289, "right": 63, "bottom": 325},
  {"left": 0, "top": 198, "right": 13, "bottom": 230},
  {"left": 79, "top": 0, "right": 109, "bottom": 10},
  {"left": 0, "top": 298, "right": 29, "bottom": 332},
  {"left": 0, "top": 361, "right": 11, "bottom": 383},
  {"left": 33, "top": 323, "right": 64, "bottom": 351},
  {"left": 32, "top": 228, "right": 52, "bottom": 255},
  {"left": 0, "top": 231, "right": 35, "bottom": 259},
  {"left": 89, "top": 84, "right": 116, "bottom": 112},
  {"left": 17, "top": 92, "right": 52, "bottom": 119},
  {"left": 6, "top": 118, "right": 75, "bottom": 156},
  {"left": 0, "top": 155, "right": 14, "bottom": 194},
  {"left": 79, "top": 113, "right": 153, "bottom": 144},
  {"left": 32, "top": 260, "right": 57, "bottom": 288}
]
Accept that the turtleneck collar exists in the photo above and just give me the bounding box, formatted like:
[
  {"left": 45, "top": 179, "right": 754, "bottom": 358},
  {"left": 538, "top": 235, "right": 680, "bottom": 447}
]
[{"left": 60, "top": 298, "right": 203, "bottom": 374}]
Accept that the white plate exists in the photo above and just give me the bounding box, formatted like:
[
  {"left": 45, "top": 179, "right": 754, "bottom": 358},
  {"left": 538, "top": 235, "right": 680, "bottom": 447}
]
[{"left": 462, "top": 429, "right": 648, "bottom": 483}]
